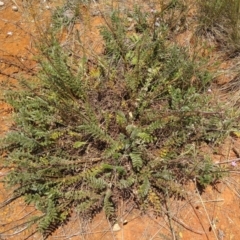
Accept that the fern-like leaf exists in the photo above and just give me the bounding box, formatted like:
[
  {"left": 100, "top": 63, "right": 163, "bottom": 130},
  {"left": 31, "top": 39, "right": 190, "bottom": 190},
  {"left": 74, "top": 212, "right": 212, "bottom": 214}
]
[
  {"left": 103, "top": 189, "right": 114, "bottom": 218},
  {"left": 78, "top": 123, "right": 113, "bottom": 143},
  {"left": 118, "top": 176, "right": 135, "bottom": 189},
  {"left": 104, "top": 140, "right": 123, "bottom": 159},
  {"left": 88, "top": 176, "right": 107, "bottom": 190},
  {"left": 129, "top": 152, "right": 143, "bottom": 171},
  {"left": 139, "top": 176, "right": 150, "bottom": 199}
]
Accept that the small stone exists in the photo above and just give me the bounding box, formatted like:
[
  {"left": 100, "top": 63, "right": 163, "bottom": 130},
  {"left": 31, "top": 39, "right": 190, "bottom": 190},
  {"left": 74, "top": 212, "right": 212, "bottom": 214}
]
[
  {"left": 12, "top": 5, "right": 18, "bottom": 11},
  {"left": 0, "top": 1, "right": 5, "bottom": 6},
  {"left": 120, "top": 218, "right": 128, "bottom": 225},
  {"left": 112, "top": 223, "right": 121, "bottom": 232},
  {"left": 45, "top": 5, "right": 51, "bottom": 10},
  {"left": 63, "top": 9, "right": 74, "bottom": 19},
  {"left": 7, "top": 31, "right": 13, "bottom": 36},
  {"left": 123, "top": 219, "right": 128, "bottom": 225}
]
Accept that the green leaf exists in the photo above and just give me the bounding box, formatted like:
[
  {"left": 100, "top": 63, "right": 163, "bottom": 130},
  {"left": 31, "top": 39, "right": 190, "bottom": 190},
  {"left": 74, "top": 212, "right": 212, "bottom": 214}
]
[
  {"left": 104, "top": 189, "right": 114, "bottom": 218},
  {"left": 137, "top": 132, "right": 153, "bottom": 143},
  {"left": 73, "top": 141, "right": 87, "bottom": 148},
  {"left": 50, "top": 131, "right": 63, "bottom": 140},
  {"left": 116, "top": 111, "right": 127, "bottom": 126},
  {"left": 139, "top": 177, "right": 150, "bottom": 198},
  {"left": 129, "top": 152, "right": 143, "bottom": 171}
]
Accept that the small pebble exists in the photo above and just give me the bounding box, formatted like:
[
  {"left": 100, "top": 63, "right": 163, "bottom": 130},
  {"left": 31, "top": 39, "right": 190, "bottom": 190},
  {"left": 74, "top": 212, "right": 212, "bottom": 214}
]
[
  {"left": 122, "top": 219, "right": 128, "bottom": 225},
  {"left": 45, "top": 5, "right": 51, "bottom": 10},
  {"left": 7, "top": 31, "right": 13, "bottom": 36},
  {"left": 0, "top": 1, "right": 5, "bottom": 6},
  {"left": 12, "top": 5, "right": 18, "bottom": 11},
  {"left": 112, "top": 223, "right": 121, "bottom": 232},
  {"left": 63, "top": 9, "right": 74, "bottom": 19}
]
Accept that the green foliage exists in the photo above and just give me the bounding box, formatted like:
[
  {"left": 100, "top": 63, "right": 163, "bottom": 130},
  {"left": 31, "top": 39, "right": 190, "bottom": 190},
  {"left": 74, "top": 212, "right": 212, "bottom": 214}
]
[
  {"left": 103, "top": 189, "right": 114, "bottom": 218},
  {"left": 1, "top": 3, "right": 237, "bottom": 238},
  {"left": 196, "top": 157, "right": 225, "bottom": 188},
  {"left": 138, "top": 176, "right": 150, "bottom": 199},
  {"left": 197, "top": 0, "right": 240, "bottom": 54},
  {"left": 51, "top": 0, "right": 81, "bottom": 31},
  {"left": 129, "top": 152, "right": 143, "bottom": 171}
]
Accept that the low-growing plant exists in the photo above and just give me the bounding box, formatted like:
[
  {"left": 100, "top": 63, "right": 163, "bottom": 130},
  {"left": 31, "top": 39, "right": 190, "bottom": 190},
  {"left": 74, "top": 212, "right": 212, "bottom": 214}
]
[
  {"left": 197, "top": 0, "right": 240, "bottom": 55},
  {"left": 0, "top": 4, "right": 236, "bottom": 238},
  {"left": 51, "top": 0, "right": 81, "bottom": 31}
]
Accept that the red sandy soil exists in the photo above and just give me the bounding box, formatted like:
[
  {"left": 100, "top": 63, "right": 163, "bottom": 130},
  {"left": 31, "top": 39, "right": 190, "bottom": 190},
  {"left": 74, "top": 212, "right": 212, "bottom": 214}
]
[{"left": 1, "top": 1, "right": 240, "bottom": 240}]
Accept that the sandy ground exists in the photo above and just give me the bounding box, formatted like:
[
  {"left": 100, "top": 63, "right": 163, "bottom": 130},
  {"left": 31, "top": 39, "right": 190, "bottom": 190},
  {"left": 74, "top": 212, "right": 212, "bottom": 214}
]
[{"left": 1, "top": 1, "right": 240, "bottom": 239}]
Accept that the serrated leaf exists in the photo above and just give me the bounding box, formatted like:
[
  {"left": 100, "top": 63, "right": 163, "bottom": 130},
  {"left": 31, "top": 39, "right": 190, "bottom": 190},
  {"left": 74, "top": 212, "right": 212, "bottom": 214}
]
[
  {"left": 139, "top": 177, "right": 150, "bottom": 198},
  {"left": 116, "top": 111, "right": 127, "bottom": 126},
  {"left": 137, "top": 132, "right": 153, "bottom": 143},
  {"left": 126, "top": 124, "right": 136, "bottom": 134},
  {"left": 129, "top": 152, "right": 143, "bottom": 170}
]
